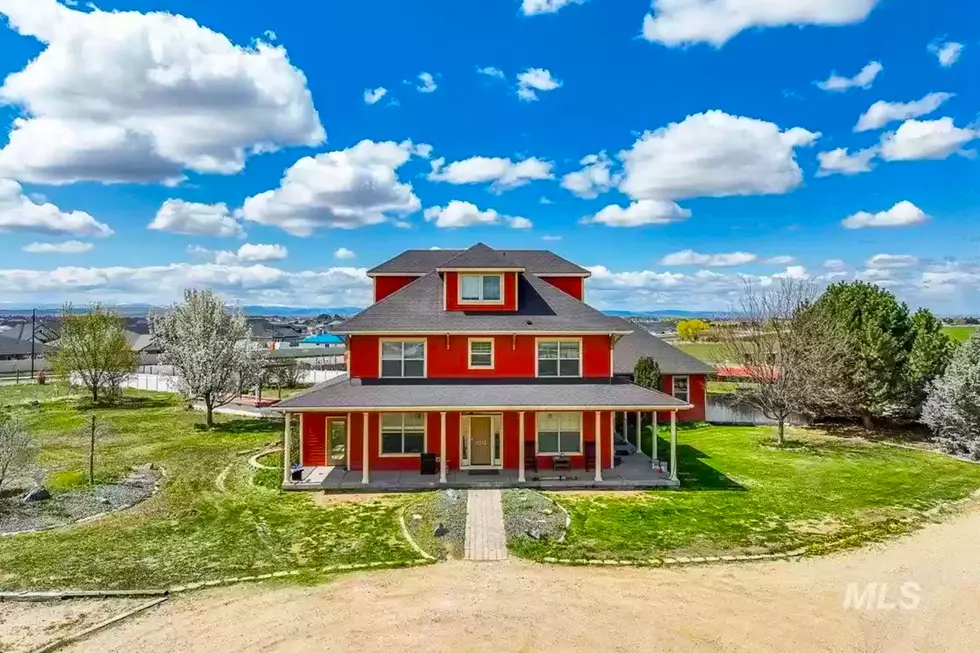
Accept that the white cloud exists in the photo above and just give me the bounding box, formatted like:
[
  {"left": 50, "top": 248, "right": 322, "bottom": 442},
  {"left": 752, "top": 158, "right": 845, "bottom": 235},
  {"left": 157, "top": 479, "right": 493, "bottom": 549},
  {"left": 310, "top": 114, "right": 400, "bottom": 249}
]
[
  {"left": 561, "top": 152, "right": 618, "bottom": 199},
  {"left": 516, "top": 68, "right": 562, "bottom": 101},
  {"left": 542, "top": 235, "right": 562, "bottom": 241},
  {"left": 867, "top": 253, "right": 918, "bottom": 269},
  {"left": 581, "top": 200, "right": 691, "bottom": 228},
  {"left": 816, "top": 60, "right": 883, "bottom": 92},
  {"left": 476, "top": 66, "right": 506, "bottom": 79},
  {"left": 618, "top": 111, "right": 819, "bottom": 201},
  {"left": 641, "top": 0, "right": 882, "bottom": 47},
  {"left": 855, "top": 92, "right": 954, "bottom": 132},
  {"left": 521, "top": 0, "right": 586, "bottom": 15},
  {"left": 422, "top": 200, "right": 532, "bottom": 229},
  {"left": 428, "top": 155, "right": 554, "bottom": 192},
  {"left": 149, "top": 199, "right": 243, "bottom": 238},
  {"left": 660, "top": 250, "right": 757, "bottom": 267},
  {"left": 239, "top": 139, "right": 424, "bottom": 236},
  {"left": 842, "top": 200, "right": 929, "bottom": 229},
  {"left": 334, "top": 247, "right": 356, "bottom": 260},
  {"left": 364, "top": 87, "right": 388, "bottom": 105},
  {"left": 191, "top": 243, "right": 288, "bottom": 265},
  {"left": 0, "top": 179, "right": 112, "bottom": 237},
  {"left": 928, "top": 40, "right": 964, "bottom": 67},
  {"left": 816, "top": 147, "right": 877, "bottom": 176},
  {"left": 416, "top": 73, "right": 437, "bottom": 93},
  {"left": 23, "top": 240, "right": 93, "bottom": 254},
  {"left": 765, "top": 255, "right": 795, "bottom": 265},
  {"left": 824, "top": 259, "right": 847, "bottom": 270},
  {"left": 777, "top": 265, "right": 808, "bottom": 279},
  {"left": 0, "top": 0, "right": 324, "bottom": 185},
  {"left": 879, "top": 118, "right": 978, "bottom": 161}
]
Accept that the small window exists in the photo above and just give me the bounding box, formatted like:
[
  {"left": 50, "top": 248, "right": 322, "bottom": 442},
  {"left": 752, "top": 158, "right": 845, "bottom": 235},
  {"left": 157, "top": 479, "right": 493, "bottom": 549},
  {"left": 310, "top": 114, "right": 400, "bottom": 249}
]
[
  {"left": 537, "top": 340, "right": 581, "bottom": 377},
  {"left": 380, "top": 413, "right": 426, "bottom": 455},
  {"left": 460, "top": 274, "right": 502, "bottom": 302},
  {"left": 380, "top": 340, "right": 425, "bottom": 378},
  {"left": 469, "top": 339, "right": 494, "bottom": 368},
  {"left": 537, "top": 412, "right": 582, "bottom": 455},
  {"left": 673, "top": 376, "right": 690, "bottom": 403}
]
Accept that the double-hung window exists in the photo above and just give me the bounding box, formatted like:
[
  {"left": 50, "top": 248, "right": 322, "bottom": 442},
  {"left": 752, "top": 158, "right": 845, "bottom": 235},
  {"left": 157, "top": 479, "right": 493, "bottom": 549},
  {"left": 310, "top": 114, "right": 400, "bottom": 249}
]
[
  {"left": 460, "top": 274, "right": 502, "bottom": 302},
  {"left": 537, "top": 412, "right": 582, "bottom": 455},
  {"left": 381, "top": 340, "right": 425, "bottom": 378},
  {"left": 672, "top": 376, "right": 690, "bottom": 403},
  {"left": 537, "top": 340, "right": 581, "bottom": 377},
  {"left": 468, "top": 339, "right": 494, "bottom": 369},
  {"left": 380, "top": 413, "right": 425, "bottom": 455}
]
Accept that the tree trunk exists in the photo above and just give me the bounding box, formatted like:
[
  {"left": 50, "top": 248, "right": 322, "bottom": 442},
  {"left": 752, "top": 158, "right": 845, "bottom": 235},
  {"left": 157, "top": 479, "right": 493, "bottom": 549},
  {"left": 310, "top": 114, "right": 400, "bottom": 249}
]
[
  {"left": 92, "top": 385, "right": 98, "bottom": 404},
  {"left": 862, "top": 414, "right": 874, "bottom": 430},
  {"left": 777, "top": 418, "right": 785, "bottom": 446},
  {"left": 205, "top": 396, "right": 214, "bottom": 429},
  {"left": 89, "top": 415, "right": 96, "bottom": 485}
]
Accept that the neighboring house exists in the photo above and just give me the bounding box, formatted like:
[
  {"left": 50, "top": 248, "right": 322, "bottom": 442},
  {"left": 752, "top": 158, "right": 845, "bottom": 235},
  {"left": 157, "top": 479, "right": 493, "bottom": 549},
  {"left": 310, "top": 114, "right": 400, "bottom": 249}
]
[
  {"left": 298, "top": 334, "right": 345, "bottom": 347},
  {"left": 124, "top": 331, "right": 162, "bottom": 355},
  {"left": 274, "top": 243, "right": 697, "bottom": 489},
  {"left": 248, "top": 319, "right": 307, "bottom": 349},
  {"left": 0, "top": 334, "right": 44, "bottom": 361}
]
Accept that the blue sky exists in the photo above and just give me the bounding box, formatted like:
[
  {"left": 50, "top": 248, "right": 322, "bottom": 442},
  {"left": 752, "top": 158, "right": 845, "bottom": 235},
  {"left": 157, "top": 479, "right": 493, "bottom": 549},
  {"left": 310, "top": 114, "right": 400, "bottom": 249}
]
[{"left": 0, "top": 0, "right": 977, "bottom": 312}]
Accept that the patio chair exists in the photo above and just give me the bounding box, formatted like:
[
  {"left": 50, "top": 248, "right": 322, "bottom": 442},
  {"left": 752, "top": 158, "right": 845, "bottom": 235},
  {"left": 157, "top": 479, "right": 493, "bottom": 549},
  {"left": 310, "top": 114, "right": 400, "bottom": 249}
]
[
  {"left": 552, "top": 455, "right": 571, "bottom": 472},
  {"left": 583, "top": 441, "right": 596, "bottom": 471},
  {"left": 524, "top": 440, "right": 538, "bottom": 473}
]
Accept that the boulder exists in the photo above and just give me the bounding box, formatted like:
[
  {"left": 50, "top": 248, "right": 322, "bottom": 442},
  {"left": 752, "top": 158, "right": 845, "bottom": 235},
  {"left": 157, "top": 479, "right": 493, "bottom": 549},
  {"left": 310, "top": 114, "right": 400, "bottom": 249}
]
[
  {"left": 23, "top": 487, "right": 51, "bottom": 502},
  {"left": 525, "top": 528, "right": 543, "bottom": 541},
  {"left": 434, "top": 523, "right": 449, "bottom": 537}
]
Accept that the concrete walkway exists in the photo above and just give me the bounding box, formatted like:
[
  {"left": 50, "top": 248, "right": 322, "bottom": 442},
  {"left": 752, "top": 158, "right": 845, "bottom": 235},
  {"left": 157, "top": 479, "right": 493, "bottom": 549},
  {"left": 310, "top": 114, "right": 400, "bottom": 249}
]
[{"left": 464, "top": 489, "right": 508, "bottom": 561}]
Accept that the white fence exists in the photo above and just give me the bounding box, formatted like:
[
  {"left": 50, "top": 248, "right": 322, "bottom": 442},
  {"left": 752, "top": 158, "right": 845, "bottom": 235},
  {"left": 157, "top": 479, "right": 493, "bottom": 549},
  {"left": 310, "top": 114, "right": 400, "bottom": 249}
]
[
  {"left": 705, "top": 395, "right": 808, "bottom": 426},
  {"left": 117, "top": 370, "right": 344, "bottom": 394},
  {"left": 0, "top": 358, "right": 51, "bottom": 375}
]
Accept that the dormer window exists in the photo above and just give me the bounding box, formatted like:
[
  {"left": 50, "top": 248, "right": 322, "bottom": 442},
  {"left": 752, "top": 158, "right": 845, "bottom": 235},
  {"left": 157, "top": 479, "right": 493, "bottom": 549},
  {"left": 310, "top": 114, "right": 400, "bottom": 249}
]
[{"left": 460, "top": 274, "right": 502, "bottom": 303}]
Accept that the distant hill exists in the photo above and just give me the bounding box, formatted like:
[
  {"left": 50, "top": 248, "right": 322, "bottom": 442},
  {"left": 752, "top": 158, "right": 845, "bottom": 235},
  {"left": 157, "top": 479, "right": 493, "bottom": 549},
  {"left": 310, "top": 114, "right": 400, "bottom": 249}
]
[
  {"left": 0, "top": 304, "right": 365, "bottom": 318},
  {"left": 603, "top": 309, "right": 720, "bottom": 319}
]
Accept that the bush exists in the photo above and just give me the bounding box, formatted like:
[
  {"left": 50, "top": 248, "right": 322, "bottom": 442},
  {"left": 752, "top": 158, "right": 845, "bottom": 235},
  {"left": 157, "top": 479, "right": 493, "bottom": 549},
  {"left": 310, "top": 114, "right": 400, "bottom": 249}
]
[{"left": 48, "top": 469, "right": 88, "bottom": 490}]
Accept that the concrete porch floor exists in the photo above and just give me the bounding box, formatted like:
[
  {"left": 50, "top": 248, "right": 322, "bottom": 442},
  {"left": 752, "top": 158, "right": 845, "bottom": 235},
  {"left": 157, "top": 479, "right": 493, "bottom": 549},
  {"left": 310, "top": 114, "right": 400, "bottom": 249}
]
[{"left": 284, "top": 452, "right": 678, "bottom": 492}]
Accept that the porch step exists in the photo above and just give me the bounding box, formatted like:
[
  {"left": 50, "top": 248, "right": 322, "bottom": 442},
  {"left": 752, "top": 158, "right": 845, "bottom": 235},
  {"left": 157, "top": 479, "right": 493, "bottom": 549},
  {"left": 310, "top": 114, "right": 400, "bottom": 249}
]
[{"left": 464, "top": 489, "right": 508, "bottom": 562}]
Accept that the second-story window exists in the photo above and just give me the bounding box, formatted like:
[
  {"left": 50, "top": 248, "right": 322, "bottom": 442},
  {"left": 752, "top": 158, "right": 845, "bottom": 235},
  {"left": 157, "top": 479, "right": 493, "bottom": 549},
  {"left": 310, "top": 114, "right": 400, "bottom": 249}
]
[
  {"left": 672, "top": 376, "right": 690, "bottom": 403},
  {"left": 460, "top": 274, "right": 502, "bottom": 302},
  {"left": 537, "top": 340, "right": 581, "bottom": 377},
  {"left": 381, "top": 340, "right": 425, "bottom": 378},
  {"left": 468, "top": 339, "right": 494, "bottom": 369}
]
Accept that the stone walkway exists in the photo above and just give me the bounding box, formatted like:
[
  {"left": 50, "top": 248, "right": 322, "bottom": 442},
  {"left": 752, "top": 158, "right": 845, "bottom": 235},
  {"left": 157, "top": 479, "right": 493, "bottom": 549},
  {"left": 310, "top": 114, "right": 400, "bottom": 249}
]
[{"left": 464, "top": 489, "right": 508, "bottom": 561}]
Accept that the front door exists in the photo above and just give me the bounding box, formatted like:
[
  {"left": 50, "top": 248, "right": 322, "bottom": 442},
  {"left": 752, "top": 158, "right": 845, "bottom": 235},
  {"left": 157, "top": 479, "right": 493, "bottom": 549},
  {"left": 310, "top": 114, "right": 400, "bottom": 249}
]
[
  {"left": 327, "top": 418, "right": 347, "bottom": 468},
  {"left": 470, "top": 416, "right": 493, "bottom": 466}
]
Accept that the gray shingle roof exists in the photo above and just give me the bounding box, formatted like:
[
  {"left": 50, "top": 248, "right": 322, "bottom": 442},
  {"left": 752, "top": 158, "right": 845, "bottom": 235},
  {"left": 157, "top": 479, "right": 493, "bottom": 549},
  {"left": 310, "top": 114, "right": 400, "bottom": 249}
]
[
  {"left": 273, "top": 375, "right": 690, "bottom": 410},
  {"left": 367, "top": 249, "right": 589, "bottom": 276},
  {"left": 437, "top": 243, "right": 524, "bottom": 270},
  {"left": 613, "top": 322, "right": 715, "bottom": 375},
  {"left": 337, "top": 271, "right": 630, "bottom": 334},
  {"left": 0, "top": 334, "right": 41, "bottom": 356}
]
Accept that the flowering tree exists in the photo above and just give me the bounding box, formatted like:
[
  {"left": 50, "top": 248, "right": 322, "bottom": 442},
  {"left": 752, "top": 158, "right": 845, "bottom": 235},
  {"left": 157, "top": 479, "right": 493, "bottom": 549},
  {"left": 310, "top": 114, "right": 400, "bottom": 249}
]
[
  {"left": 152, "top": 290, "right": 265, "bottom": 428},
  {"left": 51, "top": 303, "right": 138, "bottom": 404},
  {"left": 922, "top": 331, "right": 980, "bottom": 459},
  {"left": 0, "top": 417, "right": 37, "bottom": 494}
]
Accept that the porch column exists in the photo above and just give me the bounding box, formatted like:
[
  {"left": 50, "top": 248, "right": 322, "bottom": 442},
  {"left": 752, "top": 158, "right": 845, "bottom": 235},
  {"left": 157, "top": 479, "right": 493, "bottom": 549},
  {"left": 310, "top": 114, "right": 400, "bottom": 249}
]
[
  {"left": 518, "top": 411, "right": 526, "bottom": 482},
  {"left": 594, "top": 411, "right": 602, "bottom": 482},
  {"left": 362, "top": 412, "right": 370, "bottom": 484},
  {"left": 299, "top": 413, "right": 305, "bottom": 467},
  {"left": 439, "top": 411, "right": 448, "bottom": 484},
  {"left": 608, "top": 411, "right": 615, "bottom": 469},
  {"left": 635, "top": 410, "right": 641, "bottom": 452},
  {"left": 669, "top": 411, "right": 678, "bottom": 482},
  {"left": 621, "top": 411, "right": 628, "bottom": 454},
  {"left": 283, "top": 412, "right": 292, "bottom": 483},
  {"left": 652, "top": 411, "right": 658, "bottom": 469},
  {"left": 345, "top": 412, "right": 351, "bottom": 471}
]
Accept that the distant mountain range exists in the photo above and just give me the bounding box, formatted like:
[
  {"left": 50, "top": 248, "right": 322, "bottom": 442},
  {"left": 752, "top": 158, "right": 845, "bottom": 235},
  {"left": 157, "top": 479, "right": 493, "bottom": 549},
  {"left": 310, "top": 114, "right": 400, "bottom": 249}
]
[
  {"left": 0, "top": 305, "right": 364, "bottom": 318},
  {"left": 602, "top": 309, "right": 719, "bottom": 319}
]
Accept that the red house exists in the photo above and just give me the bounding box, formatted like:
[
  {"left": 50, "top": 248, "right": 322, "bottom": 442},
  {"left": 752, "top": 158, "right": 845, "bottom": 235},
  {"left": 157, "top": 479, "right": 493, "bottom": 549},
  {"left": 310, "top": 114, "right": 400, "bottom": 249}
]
[{"left": 274, "top": 243, "right": 711, "bottom": 491}]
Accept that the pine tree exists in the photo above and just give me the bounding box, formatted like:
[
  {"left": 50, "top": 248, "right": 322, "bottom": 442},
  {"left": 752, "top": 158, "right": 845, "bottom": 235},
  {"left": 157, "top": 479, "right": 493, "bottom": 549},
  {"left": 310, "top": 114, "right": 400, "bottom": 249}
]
[
  {"left": 922, "top": 331, "right": 980, "bottom": 459},
  {"left": 907, "top": 309, "right": 955, "bottom": 414}
]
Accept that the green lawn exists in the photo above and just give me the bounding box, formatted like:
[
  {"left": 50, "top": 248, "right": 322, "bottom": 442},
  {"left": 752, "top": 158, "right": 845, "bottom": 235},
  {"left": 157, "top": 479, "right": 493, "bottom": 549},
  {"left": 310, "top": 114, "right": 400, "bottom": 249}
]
[
  {"left": 0, "top": 388, "right": 418, "bottom": 591},
  {"left": 943, "top": 325, "right": 977, "bottom": 343},
  {"left": 674, "top": 341, "right": 728, "bottom": 363},
  {"left": 511, "top": 425, "right": 980, "bottom": 562}
]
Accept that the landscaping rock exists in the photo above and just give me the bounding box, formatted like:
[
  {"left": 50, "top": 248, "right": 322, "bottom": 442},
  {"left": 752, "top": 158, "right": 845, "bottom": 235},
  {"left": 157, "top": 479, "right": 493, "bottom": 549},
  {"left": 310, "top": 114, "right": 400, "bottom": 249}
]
[
  {"left": 525, "top": 528, "right": 543, "bottom": 541},
  {"left": 22, "top": 487, "right": 50, "bottom": 502},
  {"left": 501, "top": 490, "right": 567, "bottom": 544},
  {"left": 434, "top": 523, "right": 449, "bottom": 537}
]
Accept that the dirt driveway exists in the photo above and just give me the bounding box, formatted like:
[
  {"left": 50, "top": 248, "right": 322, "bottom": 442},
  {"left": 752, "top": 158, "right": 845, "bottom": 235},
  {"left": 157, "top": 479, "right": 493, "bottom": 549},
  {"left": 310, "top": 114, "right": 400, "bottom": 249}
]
[{"left": 65, "top": 507, "right": 980, "bottom": 653}]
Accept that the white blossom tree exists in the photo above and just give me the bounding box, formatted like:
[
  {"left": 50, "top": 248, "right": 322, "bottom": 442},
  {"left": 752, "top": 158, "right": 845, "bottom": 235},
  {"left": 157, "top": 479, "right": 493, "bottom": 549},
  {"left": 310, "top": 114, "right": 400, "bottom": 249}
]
[
  {"left": 922, "top": 331, "right": 980, "bottom": 459},
  {"left": 0, "top": 418, "right": 38, "bottom": 494},
  {"left": 151, "top": 290, "right": 265, "bottom": 428}
]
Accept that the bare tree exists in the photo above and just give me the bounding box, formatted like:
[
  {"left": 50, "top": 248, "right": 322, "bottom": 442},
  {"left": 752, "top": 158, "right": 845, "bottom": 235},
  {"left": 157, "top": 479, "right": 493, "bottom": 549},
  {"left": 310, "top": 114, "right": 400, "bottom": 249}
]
[
  {"left": 0, "top": 418, "right": 38, "bottom": 494},
  {"left": 718, "top": 278, "right": 849, "bottom": 445},
  {"left": 51, "top": 304, "right": 138, "bottom": 404},
  {"left": 151, "top": 289, "right": 266, "bottom": 428}
]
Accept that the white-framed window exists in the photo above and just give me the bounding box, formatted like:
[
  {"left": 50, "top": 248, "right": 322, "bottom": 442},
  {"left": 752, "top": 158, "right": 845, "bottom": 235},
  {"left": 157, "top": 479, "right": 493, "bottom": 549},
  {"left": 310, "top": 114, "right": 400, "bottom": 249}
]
[
  {"left": 536, "top": 412, "right": 582, "bottom": 455},
  {"left": 537, "top": 340, "right": 581, "bottom": 377},
  {"left": 460, "top": 274, "right": 503, "bottom": 302},
  {"left": 468, "top": 339, "right": 494, "bottom": 369},
  {"left": 380, "top": 340, "right": 425, "bottom": 378},
  {"left": 672, "top": 375, "right": 690, "bottom": 403},
  {"left": 380, "top": 413, "right": 426, "bottom": 456}
]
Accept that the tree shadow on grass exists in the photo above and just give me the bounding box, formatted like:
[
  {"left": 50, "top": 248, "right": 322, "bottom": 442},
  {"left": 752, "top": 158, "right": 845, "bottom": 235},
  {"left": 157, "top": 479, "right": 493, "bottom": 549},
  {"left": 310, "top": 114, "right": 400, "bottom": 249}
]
[
  {"left": 673, "top": 443, "right": 745, "bottom": 492},
  {"left": 75, "top": 396, "right": 175, "bottom": 411},
  {"left": 203, "top": 419, "right": 282, "bottom": 436}
]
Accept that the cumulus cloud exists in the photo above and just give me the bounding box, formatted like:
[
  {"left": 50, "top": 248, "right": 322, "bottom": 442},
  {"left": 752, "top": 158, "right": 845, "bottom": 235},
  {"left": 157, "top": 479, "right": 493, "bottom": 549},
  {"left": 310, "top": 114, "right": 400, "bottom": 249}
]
[
  {"left": 423, "top": 200, "right": 533, "bottom": 229},
  {"left": 816, "top": 147, "right": 877, "bottom": 176},
  {"left": 618, "top": 111, "right": 819, "bottom": 201},
  {"left": 824, "top": 259, "right": 847, "bottom": 270},
  {"left": 149, "top": 199, "right": 243, "bottom": 238},
  {"left": 928, "top": 40, "right": 964, "bottom": 67},
  {"left": 842, "top": 200, "right": 929, "bottom": 229},
  {"left": 428, "top": 155, "right": 554, "bottom": 192},
  {"left": 816, "top": 61, "right": 883, "bottom": 92},
  {"left": 476, "top": 66, "right": 506, "bottom": 79},
  {"left": 416, "top": 73, "right": 437, "bottom": 93},
  {"left": 660, "top": 250, "right": 757, "bottom": 267},
  {"left": 516, "top": 68, "right": 562, "bottom": 101},
  {"left": 334, "top": 247, "right": 356, "bottom": 260},
  {"left": 521, "top": 0, "right": 586, "bottom": 15},
  {"left": 364, "top": 87, "right": 388, "bottom": 105},
  {"left": 765, "top": 255, "right": 796, "bottom": 265},
  {"left": 855, "top": 92, "right": 954, "bottom": 132},
  {"left": 867, "top": 253, "right": 918, "bottom": 269},
  {"left": 879, "top": 118, "right": 978, "bottom": 161},
  {"left": 0, "top": 0, "right": 324, "bottom": 185},
  {"left": 190, "top": 243, "right": 288, "bottom": 265},
  {"left": 23, "top": 240, "right": 93, "bottom": 254},
  {"left": 641, "top": 0, "right": 882, "bottom": 47},
  {"left": 0, "top": 179, "right": 112, "bottom": 237},
  {"left": 581, "top": 200, "right": 691, "bottom": 228},
  {"left": 561, "top": 152, "right": 618, "bottom": 199},
  {"left": 239, "top": 139, "right": 424, "bottom": 236}
]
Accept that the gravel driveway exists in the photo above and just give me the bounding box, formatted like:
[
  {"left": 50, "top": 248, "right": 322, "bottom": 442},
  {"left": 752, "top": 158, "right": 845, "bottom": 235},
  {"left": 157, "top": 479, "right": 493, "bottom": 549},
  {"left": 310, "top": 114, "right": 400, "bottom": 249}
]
[{"left": 64, "top": 505, "right": 980, "bottom": 652}]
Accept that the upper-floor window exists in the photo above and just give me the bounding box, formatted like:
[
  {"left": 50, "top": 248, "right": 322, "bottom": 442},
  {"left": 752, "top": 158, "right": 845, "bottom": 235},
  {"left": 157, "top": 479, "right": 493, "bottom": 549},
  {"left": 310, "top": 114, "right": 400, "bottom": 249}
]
[
  {"left": 673, "top": 376, "right": 690, "bottom": 403},
  {"left": 537, "top": 340, "right": 581, "bottom": 377},
  {"left": 381, "top": 340, "right": 425, "bottom": 378},
  {"left": 468, "top": 339, "right": 494, "bottom": 369},
  {"left": 460, "top": 274, "right": 502, "bottom": 303}
]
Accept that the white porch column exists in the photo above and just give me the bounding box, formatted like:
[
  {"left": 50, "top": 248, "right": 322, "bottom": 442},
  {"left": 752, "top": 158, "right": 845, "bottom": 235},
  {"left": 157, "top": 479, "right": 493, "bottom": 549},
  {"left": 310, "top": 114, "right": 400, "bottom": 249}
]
[
  {"left": 652, "top": 411, "right": 658, "bottom": 469},
  {"left": 594, "top": 411, "right": 603, "bottom": 482},
  {"left": 345, "top": 412, "right": 351, "bottom": 471},
  {"left": 621, "top": 411, "right": 628, "bottom": 454},
  {"left": 362, "top": 412, "right": 370, "bottom": 484},
  {"left": 608, "top": 411, "right": 615, "bottom": 469},
  {"left": 635, "top": 410, "right": 641, "bottom": 451},
  {"left": 669, "top": 411, "right": 678, "bottom": 482},
  {"left": 283, "top": 412, "right": 292, "bottom": 483},
  {"left": 518, "top": 411, "right": 526, "bottom": 482},
  {"left": 299, "top": 413, "right": 305, "bottom": 467},
  {"left": 439, "top": 411, "right": 448, "bottom": 484}
]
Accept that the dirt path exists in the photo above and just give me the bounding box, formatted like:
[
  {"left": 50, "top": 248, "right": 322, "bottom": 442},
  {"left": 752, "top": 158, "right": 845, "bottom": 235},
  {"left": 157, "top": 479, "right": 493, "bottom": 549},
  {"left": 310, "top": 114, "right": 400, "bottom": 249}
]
[
  {"left": 65, "top": 507, "right": 980, "bottom": 652},
  {"left": 0, "top": 598, "right": 148, "bottom": 653}
]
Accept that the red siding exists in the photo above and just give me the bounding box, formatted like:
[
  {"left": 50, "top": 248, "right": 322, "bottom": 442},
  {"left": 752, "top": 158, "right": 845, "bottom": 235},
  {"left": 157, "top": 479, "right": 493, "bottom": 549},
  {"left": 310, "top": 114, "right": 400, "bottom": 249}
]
[
  {"left": 656, "top": 374, "right": 707, "bottom": 422},
  {"left": 373, "top": 276, "right": 419, "bottom": 303},
  {"left": 539, "top": 276, "right": 585, "bottom": 301},
  {"left": 444, "top": 271, "right": 519, "bottom": 312},
  {"left": 301, "top": 413, "right": 327, "bottom": 466}
]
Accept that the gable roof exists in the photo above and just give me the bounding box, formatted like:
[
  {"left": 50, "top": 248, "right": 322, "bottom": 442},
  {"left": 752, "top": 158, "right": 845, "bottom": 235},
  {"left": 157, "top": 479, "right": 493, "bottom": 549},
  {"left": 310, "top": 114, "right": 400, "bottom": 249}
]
[
  {"left": 0, "top": 334, "right": 42, "bottom": 356},
  {"left": 613, "top": 321, "right": 715, "bottom": 375},
  {"left": 436, "top": 243, "right": 524, "bottom": 270},
  {"left": 367, "top": 248, "right": 589, "bottom": 276},
  {"left": 337, "top": 271, "right": 630, "bottom": 334}
]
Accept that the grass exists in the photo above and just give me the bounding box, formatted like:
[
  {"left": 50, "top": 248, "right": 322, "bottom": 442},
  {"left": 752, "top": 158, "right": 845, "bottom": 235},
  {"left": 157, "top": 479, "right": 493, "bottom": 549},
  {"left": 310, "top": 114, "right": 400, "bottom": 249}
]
[
  {"left": 510, "top": 425, "right": 980, "bottom": 562},
  {"left": 674, "top": 341, "right": 727, "bottom": 363},
  {"left": 943, "top": 325, "right": 977, "bottom": 343},
  {"left": 0, "top": 387, "right": 418, "bottom": 591}
]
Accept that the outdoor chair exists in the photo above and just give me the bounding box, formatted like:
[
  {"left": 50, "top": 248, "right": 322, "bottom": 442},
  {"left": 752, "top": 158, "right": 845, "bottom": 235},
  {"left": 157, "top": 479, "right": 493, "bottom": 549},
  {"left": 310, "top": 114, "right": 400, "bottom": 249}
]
[
  {"left": 524, "top": 441, "right": 538, "bottom": 472},
  {"left": 583, "top": 441, "right": 596, "bottom": 471}
]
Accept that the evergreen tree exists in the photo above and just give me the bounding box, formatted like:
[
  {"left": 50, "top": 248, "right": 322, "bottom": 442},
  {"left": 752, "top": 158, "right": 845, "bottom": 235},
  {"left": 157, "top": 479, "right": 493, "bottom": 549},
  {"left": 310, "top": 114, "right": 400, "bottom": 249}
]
[
  {"left": 922, "top": 331, "right": 980, "bottom": 459},
  {"left": 634, "top": 357, "right": 662, "bottom": 391},
  {"left": 907, "top": 308, "right": 955, "bottom": 414}
]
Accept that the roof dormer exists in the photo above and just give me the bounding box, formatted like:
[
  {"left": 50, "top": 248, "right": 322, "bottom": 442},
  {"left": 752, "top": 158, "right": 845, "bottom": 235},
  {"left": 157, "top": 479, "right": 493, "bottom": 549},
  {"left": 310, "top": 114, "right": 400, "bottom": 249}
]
[{"left": 438, "top": 243, "right": 524, "bottom": 312}]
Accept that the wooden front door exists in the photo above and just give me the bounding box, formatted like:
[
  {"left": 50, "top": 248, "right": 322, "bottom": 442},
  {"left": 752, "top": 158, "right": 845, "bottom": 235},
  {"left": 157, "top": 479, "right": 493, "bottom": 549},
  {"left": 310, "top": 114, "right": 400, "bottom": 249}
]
[
  {"left": 327, "top": 418, "right": 347, "bottom": 468},
  {"left": 469, "top": 416, "right": 493, "bottom": 466}
]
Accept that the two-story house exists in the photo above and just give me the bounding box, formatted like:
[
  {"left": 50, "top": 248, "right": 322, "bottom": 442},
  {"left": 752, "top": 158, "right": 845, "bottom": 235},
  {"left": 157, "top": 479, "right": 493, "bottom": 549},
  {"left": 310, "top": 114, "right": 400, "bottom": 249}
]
[{"left": 274, "top": 243, "right": 709, "bottom": 490}]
